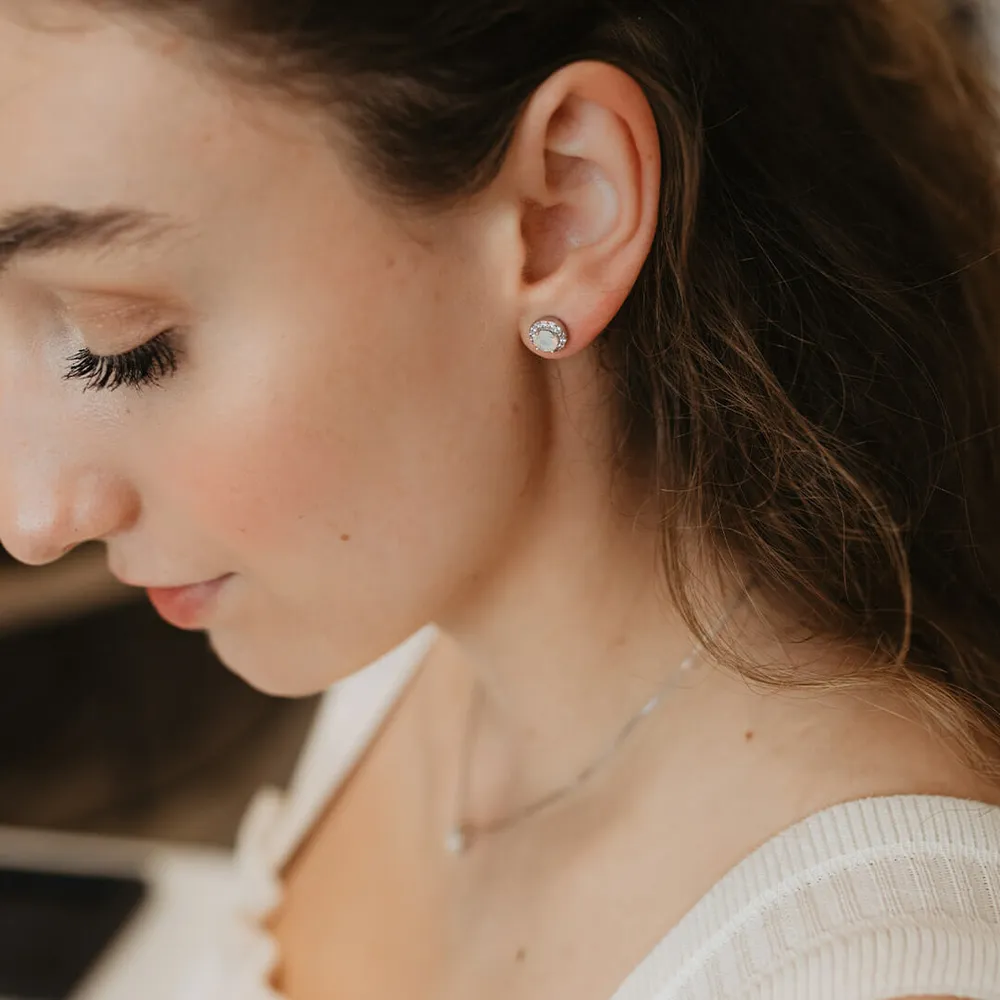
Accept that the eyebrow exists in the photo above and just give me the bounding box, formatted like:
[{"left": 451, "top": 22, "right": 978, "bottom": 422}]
[{"left": 0, "top": 205, "right": 182, "bottom": 274}]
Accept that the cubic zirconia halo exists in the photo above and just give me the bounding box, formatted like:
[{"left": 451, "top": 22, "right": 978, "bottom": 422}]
[{"left": 528, "top": 318, "right": 569, "bottom": 355}]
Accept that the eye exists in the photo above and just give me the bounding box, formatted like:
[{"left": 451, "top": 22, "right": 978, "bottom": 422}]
[{"left": 64, "top": 329, "right": 180, "bottom": 392}]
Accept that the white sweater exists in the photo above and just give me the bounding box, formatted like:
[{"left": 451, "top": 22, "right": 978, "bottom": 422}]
[{"left": 182, "top": 627, "right": 1000, "bottom": 1000}]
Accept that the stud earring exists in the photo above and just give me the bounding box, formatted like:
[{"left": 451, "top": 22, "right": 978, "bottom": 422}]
[{"left": 526, "top": 317, "right": 569, "bottom": 356}]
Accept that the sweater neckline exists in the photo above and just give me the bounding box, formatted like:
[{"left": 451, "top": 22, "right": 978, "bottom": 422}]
[{"left": 608, "top": 791, "right": 1000, "bottom": 998}]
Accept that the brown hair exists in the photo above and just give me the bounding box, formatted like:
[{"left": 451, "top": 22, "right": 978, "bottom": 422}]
[{"left": 92, "top": 0, "right": 1000, "bottom": 770}]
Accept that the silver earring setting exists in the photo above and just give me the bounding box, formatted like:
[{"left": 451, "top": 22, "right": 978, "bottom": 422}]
[{"left": 527, "top": 317, "right": 569, "bottom": 356}]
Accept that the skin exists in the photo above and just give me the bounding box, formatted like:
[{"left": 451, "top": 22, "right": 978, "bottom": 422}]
[{"left": 0, "top": 6, "right": 987, "bottom": 999}]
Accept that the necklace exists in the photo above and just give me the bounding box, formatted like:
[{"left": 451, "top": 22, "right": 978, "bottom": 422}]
[{"left": 443, "top": 592, "right": 747, "bottom": 856}]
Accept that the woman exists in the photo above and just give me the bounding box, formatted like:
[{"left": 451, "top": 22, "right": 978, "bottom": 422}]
[{"left": 0, "top": 1, "right": 998, "bottom": 997}]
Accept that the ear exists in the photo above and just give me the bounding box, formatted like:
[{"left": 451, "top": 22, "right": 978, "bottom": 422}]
[{"left": 499, "top": 61, "right": 661, "bottom": 356}]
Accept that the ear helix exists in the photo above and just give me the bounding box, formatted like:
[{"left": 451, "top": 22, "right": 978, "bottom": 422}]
[{"left": 524, "top": 317, "right": 569, "bottom": 357}]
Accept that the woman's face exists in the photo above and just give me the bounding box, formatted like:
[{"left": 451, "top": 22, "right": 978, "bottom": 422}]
[{"left": 0, "top": 5, "right": 543, "bottom": 694}]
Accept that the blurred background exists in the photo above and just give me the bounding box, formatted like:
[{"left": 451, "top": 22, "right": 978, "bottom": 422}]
[{"left": 0, "top": 542, "right": 319, "bottom": 847}]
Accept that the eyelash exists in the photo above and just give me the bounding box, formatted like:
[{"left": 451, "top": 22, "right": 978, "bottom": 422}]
[{"left": 64, "top": 330, "right": 180, "bottom": 392}]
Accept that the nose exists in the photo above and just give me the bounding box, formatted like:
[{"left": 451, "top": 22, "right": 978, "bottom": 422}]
[{"left": 0, "top": 459, "right": 139, "bottom": 567}]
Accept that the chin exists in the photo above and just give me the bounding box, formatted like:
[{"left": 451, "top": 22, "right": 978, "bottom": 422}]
[
  {"left": 205, "top": 615, "right": 425, "bottom": 698},
  {"left": 205, "top": 625, "right": 350, "bottom": 698}
]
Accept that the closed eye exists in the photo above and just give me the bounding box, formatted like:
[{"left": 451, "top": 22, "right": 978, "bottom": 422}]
[{"left": 63, "top": 329, "right": 180, "bottom": 392}]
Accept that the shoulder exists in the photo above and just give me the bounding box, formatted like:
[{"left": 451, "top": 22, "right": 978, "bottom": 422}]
[{"left": 658, "top": 795, "right": 1000, "bottom": 1000}]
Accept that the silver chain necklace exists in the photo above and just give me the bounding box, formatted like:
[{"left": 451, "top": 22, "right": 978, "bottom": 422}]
[{"left": 443, "top": 593, "right": 747, "bottom": 856}]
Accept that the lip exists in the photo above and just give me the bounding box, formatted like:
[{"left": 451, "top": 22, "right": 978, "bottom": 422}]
[{"left": 145, "top": 575, "right": 233, "bottom": 630}]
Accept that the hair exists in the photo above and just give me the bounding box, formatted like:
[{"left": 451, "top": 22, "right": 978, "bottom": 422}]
[{"left": 87, "top": 0, "right": 1000, "bottom": 773}]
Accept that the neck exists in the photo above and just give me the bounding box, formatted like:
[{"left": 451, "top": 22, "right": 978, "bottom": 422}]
[{"left": 431, "top": 421, "right": 727, "bottom": 849}]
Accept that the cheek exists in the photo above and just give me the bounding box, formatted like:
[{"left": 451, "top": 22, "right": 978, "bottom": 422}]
[
  {"left": 155, "top": 349, "right": 369, "bottom": 563},
  {"left": 153, "top": 274, "right": 539, "bottom": 614},
  {"left": 185, "top": 365, "right": 527, "bottom": 572},
  {"left": 172, "top": 415, "right": 341, "bottom": 552}
]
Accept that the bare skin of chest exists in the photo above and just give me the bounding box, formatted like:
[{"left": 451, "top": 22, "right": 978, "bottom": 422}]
[
  {"left": 264, "top": 655, "right": 1000, "bottom": 1000},
  {"left": 264, "top": 697, "right": 706, "bottom": 1000}
]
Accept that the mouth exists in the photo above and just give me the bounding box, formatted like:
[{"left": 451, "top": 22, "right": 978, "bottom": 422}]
[{"left": 144, "top": 574, "right": 234, "bottom": 630}]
